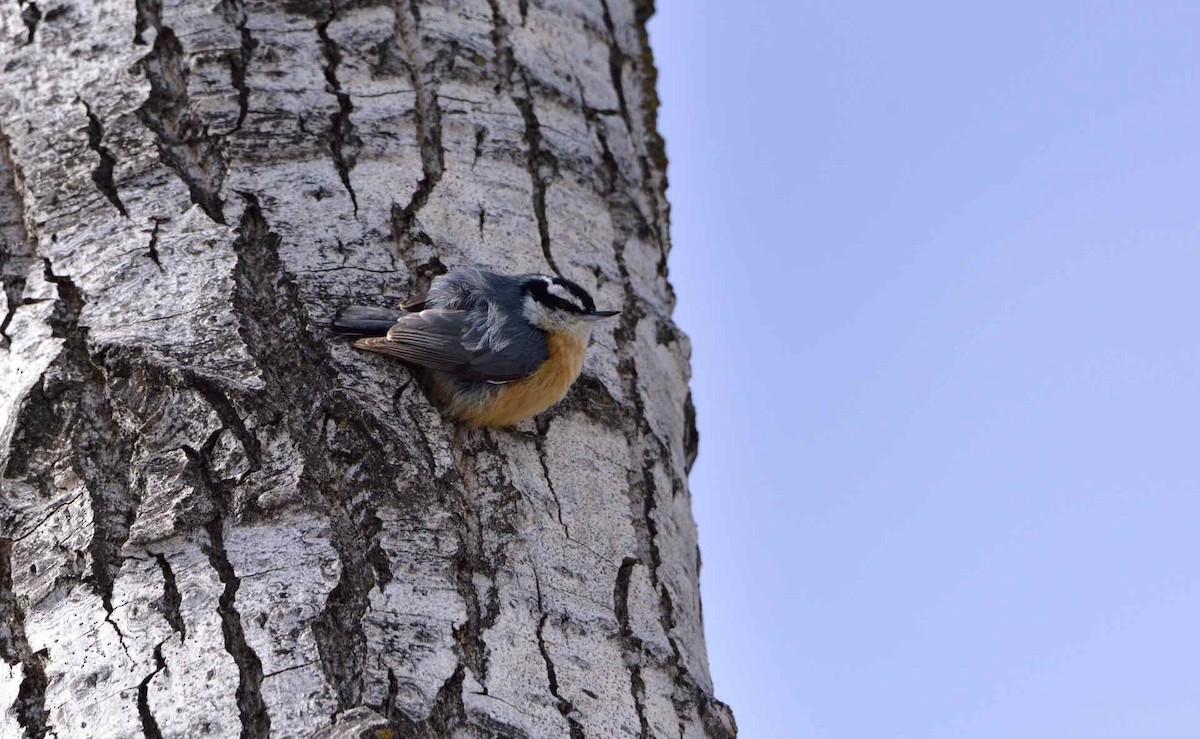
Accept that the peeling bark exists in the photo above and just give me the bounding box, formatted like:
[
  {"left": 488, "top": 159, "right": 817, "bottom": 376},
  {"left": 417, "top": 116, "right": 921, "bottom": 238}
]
[{"left": 0, "top": 0, "right": 732, "bottom": 736}]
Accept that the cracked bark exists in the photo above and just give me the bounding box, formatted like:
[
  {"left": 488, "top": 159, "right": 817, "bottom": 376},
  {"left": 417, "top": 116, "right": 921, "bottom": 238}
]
[
  {"left": 135, "top": 0, "right": 229, "bottom": 224},
  {"left": 217, "top": 0, "right": 256, "bottom": 135},
  {"left": 615, "top": 557, "right": 652, "bottom": 739},
  {"left": 0, "top": 540, "right": 49, "bottom": 738},
  {"left": 153, "top": 553, "right": 185, "bottom": 639},
  {"left": 83, "top": 102, "right": 130, "bottom": 218},
  {"left": 513, "top": 72, "right": 560, "bottom": 277},
  {"left": 388, "top": 0, "right": 444, "bottom": 252},
  {"left": 0, "top": 0, "right": 733, "bottom": 736},
  {"left": 317, "top": 0, "right": 361, "bottom": 214},
  {"left": 205, "top": 516, "right": 270, "bottom": 738},
  {"left": 136, "top": 642, "right": 166, "bottom": 738},
  {"left": 537, "top": 612, "right": 585, "bottom": 739}
]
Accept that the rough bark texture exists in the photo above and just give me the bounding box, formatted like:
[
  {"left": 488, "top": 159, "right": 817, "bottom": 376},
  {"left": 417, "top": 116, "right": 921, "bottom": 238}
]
[{"left": 0, "top": 0, "right": 733, "bottom": 736}]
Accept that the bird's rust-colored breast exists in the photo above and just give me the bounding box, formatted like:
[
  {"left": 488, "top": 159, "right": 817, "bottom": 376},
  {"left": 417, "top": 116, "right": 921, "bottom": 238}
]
[{"left": 462, "top": 330, "right": 587, "bottom": 427}]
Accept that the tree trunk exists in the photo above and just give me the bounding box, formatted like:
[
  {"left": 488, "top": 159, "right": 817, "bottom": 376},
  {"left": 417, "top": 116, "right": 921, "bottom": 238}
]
[{"left": 0, "top": 0, "right": 733, "bottom": 736}]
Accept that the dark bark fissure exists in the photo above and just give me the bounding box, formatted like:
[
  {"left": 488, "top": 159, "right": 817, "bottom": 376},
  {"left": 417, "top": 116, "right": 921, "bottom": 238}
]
[
  {"left": 304, "top": 443, "right": 386, "bottom": 715},
  {"left": 472, "top": 126, "right": 486, "bottom": 167},
  {"left": 594, "top": 52, "right": 727, "bottom": 732},
  {"left": 683, "top": 391, "right": 699, "bottom": 474},
  {"left": 216, "top": 0, "right": 256, "bottom": 135},
  {"left": 229, "top": 198, "right": 359, "bottom": 704},
  {"left": 0, "top": 256, "right": 25, "bottom": 350},
  {"left": 384, "top": 668, "right": 400, "bottom": 724},
  {"left": 144, "top": 217, "right": 165, "bottom": 270},
  {"left": 589, "top": 95, "right": 730, "bottom": 731},
  {"left": 19, "top": 0, "right": 40, "bottom": 45},
  {"left": 599, "top": 0, "right": 668, "bottom": 275},
  {"left": 612, "top": 242, "right": 704, "bottom": 733},
  {"left": 0, "top": 296, "right": 17, "bottom": 348},
  {"left": 0, "top": 128, "right": 34, "bottom": 351},
  {"left": 133, "top": 0, "right": 153, "bottom": 44},
  {"left": 0, "top": 540, "right": 50, "bottom": 739},
  {"left": 0, "top": 161, "right": 130, "bottom": 737},
  {"left": 597, "top": 113, "right": 663, "bottom": 598},
  {"left": 588, "top": 115, "right": 620, "bottom": 200},
  {"left": 0, "top": 313, "right": 21, "bottom": 353},
  {"left": 630, "top": 0, "right": 669, "bottom": 178},
  {"left": 614, "top": 557, "right": 651, "bottom": 739},
  {"left": 486, "top": 1, "right": 559, "bottom": 277},
  {"left": 536, "top": 612, "right": 585, "bottom": 739},
  {"left": 263, "top": 659, "right": 319, "bottom": 680},
  {"left": 228, "top": 194, "right": 403, "bottom": 717},
  {"left": 597, "top": 0, "right": 631, "bottom": 144},
  {"left": 513, "top": 73, "right": 560, "bottom": 277},
  {"left": 181, "top": 420, "right": 270, "bottom": 738},
  {"left": 13, "top": 646, "right": 49, "bottom": 739},
  {"left": 446, "top": 435, "right": 513, "bottom": 698},
  {"left": 377, "top": 424, "right": 478, "bottom": 734},
  {"left": 416, "top": 428, "right": 573, "bottom": 734},
  {"left": 82, "top": 101, "right": 129, "bottom": 218},
  {"left": 484, "top": 6, "right": 713, "bottom": 732},
  {"left": 309, "top": 495, "right": 379, "bottom": 714},
  {"left": 387, "top": 665, "right": 467, "bottom": 738},
  {"left": 451, "top": 540, "right": 491, "bottom": 696},
  {"left": 154, "top": 553, "right": 186, "bottom": 639},
  {"left": 135, "top": 0, "right": 228, "bottom": 224},
  {"left": 368, "top": 537, "right": 393, "bottom": 591},
  {"left": 203, "top": 510, "right": 271, "bottom": 738},
  {"left": 533, "top": 420, "right": 569, "bottom": 538},
  {"left": 306, "top": 428, "right": 389, "bottom": 716},
  {"left": 316, "top": 0, "right": 361, "bottom": 214},
  {"left": 186, "top": 374, "right": 263, "bottom": 472},
  {"left": 485, "top": 0, "right": 511, "bottom": 95},
  {"left": 14, "top": 1, "right": 64, "bottom": 44},
  {"left": 389, "top": 0, "right": 444, "bottom": 252},
  {"left": 39, "top": 261, "right": 141, "bottom": 663},
  {"left": 136, "top": 641, "right": 167, "bottom": 739}
]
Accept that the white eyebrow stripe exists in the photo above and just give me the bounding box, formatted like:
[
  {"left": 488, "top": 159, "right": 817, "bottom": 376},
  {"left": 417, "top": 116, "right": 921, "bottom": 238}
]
[{"left": 547, "top": 282, "right": 584, "bottom": 309}]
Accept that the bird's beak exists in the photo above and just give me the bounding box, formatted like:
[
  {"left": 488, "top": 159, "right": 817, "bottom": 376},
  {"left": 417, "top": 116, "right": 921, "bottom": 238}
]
[{"left": 584, "top": 310, "right": 620, "bottom": 321}]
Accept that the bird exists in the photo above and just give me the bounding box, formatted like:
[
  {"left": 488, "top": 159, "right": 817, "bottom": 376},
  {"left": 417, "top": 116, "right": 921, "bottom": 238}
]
[{"left": 332, "top": 268, "right": 619, "bottom": 428}]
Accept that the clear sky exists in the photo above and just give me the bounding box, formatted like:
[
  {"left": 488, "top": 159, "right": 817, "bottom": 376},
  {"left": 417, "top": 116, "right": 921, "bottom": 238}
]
[{"left": 649, "top": 2, "right": 1200, "bottom": 736}]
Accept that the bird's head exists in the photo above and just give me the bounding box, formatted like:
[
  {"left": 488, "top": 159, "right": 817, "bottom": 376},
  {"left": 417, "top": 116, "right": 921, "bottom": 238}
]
[{"left": 520, "top": 275, "right": 619, "bottom": 335}]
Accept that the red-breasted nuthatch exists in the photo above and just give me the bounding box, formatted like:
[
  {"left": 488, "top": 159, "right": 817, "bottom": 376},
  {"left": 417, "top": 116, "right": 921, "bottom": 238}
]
[{"left": 333, "top": 268, "right": 619, "bottom": 427}]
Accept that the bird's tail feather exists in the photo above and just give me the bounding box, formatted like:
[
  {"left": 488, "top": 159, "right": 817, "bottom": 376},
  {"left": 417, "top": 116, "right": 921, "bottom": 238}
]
[{"left": 332, "top": 305, "right": 403, "bottom": 336}]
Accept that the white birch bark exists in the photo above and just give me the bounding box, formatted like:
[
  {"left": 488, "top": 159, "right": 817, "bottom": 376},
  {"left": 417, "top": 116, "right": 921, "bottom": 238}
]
[{"left": 0, "top": 0, "right": 733, "bottom": 736}]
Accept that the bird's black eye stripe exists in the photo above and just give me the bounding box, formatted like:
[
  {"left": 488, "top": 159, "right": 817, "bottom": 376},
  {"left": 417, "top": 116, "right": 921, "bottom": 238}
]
[
  {"left": 552, "top": 277, "right": 596, "bottom": 313},
  {"left": 523, "top": 277, "right": 595, "bottom": 314}
]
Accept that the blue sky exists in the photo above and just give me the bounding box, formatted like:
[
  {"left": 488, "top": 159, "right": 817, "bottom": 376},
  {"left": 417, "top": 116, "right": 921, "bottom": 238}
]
[{"left": 649, "top": 2, "right": 1200, "bottom": 736}]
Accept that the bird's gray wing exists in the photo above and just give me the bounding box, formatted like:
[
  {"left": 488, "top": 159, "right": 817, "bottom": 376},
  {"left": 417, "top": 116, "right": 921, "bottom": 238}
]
[{"left": 356, "top": 309, "right": 548, "bottom": 382}]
